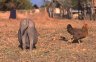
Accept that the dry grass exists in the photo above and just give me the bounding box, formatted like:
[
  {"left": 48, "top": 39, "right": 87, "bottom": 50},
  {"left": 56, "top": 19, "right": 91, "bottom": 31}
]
[{"left": 0, "top": 10, "right": 96, "bottom": 62}]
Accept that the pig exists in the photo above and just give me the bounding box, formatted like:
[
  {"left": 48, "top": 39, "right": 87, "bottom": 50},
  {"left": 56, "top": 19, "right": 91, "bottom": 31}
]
[{"left": 18, "top": 18, "right": 38, "bottom": 50}]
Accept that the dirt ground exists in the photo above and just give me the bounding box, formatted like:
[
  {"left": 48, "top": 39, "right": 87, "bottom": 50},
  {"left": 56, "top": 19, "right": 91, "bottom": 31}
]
[{"left": 0, "top": 10, "right": 96, "bottom": 62}]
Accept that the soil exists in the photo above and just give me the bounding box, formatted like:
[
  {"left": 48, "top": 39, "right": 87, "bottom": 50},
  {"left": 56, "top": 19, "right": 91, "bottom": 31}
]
[{"left": 0, "top": 10, "right": 96, "bottom": 62}]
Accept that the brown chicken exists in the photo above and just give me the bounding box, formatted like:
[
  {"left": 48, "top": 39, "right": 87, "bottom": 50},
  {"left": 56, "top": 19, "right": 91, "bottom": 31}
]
[{"left": 67, "top": 24, "right": 88, "bottom": 43}]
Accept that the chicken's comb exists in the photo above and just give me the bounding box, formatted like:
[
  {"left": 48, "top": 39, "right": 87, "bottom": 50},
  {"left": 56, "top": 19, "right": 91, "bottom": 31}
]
[
  {"left": 84, "top": 23, "right": 88, "bottom": 26},
  {"left": 83, "top": 23, "right": 88, "bottom": 28}
]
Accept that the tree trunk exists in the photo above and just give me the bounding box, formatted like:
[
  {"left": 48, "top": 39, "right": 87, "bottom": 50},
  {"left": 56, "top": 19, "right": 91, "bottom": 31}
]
[{"left": 9, "top": 9, "right": 16, "bottom": 19}]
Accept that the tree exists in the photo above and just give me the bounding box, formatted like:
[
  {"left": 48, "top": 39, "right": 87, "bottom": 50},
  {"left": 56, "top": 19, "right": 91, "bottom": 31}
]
[
  {"left": 58, "top": 0, "right": 72, "bottom": 19},
  {"left": 0, "top": 0, "right": 32, "bottom": 10},
  {"left": 16, "top": 0, "right": 32, "bottom": 9}
]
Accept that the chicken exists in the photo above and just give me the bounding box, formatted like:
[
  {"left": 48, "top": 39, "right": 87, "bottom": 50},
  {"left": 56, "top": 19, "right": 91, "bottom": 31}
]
[{"left": 67, "top": 24, "right": 88, "bottom": 43}]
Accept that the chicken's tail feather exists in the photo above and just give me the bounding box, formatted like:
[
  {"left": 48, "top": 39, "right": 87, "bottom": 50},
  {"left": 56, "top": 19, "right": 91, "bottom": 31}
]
[{"left": 67, "top": 24, "right": 74, "bottom": 35}]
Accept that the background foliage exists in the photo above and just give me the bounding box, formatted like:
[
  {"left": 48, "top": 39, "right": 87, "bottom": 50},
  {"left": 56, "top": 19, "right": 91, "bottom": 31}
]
[{"left": 0, "top": 0, "right": 32, "bottom": 10}]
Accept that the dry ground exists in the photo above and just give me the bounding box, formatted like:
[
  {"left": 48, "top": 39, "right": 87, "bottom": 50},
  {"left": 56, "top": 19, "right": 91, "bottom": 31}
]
[{"left": 0, "top": 10, "right": 96, "bottom": 62}]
